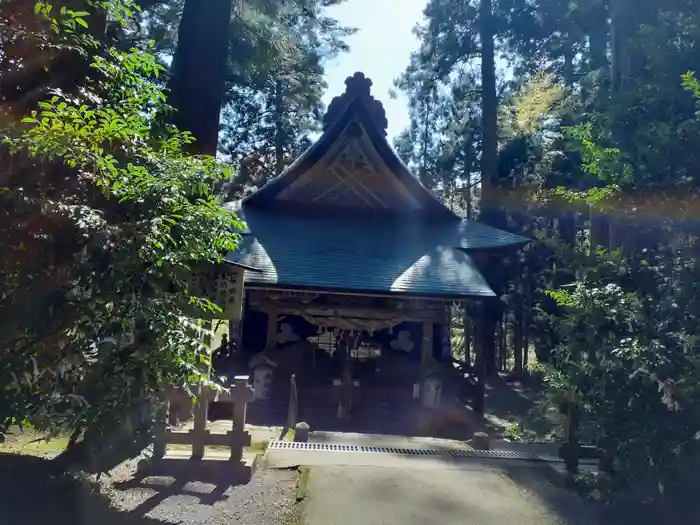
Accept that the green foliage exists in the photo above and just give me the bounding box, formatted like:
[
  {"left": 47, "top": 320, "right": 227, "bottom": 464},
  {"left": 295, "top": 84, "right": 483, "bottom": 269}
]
[
  {"left": 564, "top": 124, "right": 631, "bottom": 185},
  {"left": 681, "top": 72, "right": 699, "bottom": 99},
  {"left": 0, "top": 2, "right": 242, "bottom": 455},
  {"left": 218, "top": 0, "right": 355, "bottom": 188},
  {"left": 543, "top": 256, "right": 700, "bottom": 502},
  {"left": 404, "top": 0, "right": 700, "bottom": 510}
]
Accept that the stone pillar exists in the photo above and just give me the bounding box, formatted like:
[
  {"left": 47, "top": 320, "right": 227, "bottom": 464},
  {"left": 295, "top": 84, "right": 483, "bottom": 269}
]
[
  {"left": 249, "top": 353, "right": 277, "bottom": 401},
  {"left": 421, "top": 374, "right": 442, "bottom": 408},
  {"left": 294, "top": 422, "right": 310, "bottom": 443},
  {"left": 472, "top": 431, "right": 491, "bottom": 450}
]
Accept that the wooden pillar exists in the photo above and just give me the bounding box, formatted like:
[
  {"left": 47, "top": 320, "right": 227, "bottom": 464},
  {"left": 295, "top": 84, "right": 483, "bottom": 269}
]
[
  {"left": 265, "top": 309, "right": 277, "bottom": 351},
  {"left": 473, "top": 301, "right": 488, "bottom": 415},
  {"left": 421, "top": 321, "right": 434, "bottom": 374},
  {"left": 463, "top": 305, "right": 472, "bottom": 365},
  {"left": 153, "top": 391, "right": 169, "bottom": 459},
  {"left": 340, "top": 331, "right": 354, "bottom": 418},
  {"left": 190, "top": 383, "right": 209, "bottom": 460}
]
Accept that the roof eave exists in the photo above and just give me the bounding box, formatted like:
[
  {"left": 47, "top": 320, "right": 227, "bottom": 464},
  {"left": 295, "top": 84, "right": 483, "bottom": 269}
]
[{"left": 241, "top": 281, "right": 496, "bottom": 300}]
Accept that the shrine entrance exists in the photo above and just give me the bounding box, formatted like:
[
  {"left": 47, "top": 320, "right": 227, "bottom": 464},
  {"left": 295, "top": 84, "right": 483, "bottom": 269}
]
[{"left": 217, "top": 289, "right": 468, "bottom": 437}]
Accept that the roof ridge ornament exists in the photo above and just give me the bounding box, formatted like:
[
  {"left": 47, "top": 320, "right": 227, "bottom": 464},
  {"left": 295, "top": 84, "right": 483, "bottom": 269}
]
[{"left": 322, "top": 72, "right": 389, "bottom": 136}]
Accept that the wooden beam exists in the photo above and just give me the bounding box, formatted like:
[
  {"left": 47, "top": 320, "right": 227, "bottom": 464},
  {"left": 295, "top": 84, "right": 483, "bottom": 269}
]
[
  {"left": 421, "top": 321, "right": 434, "bottom": 365},
  {"left": 249, "top": 300, "right": 446, "bottom": 324},
  {"left": 247, "top": 285, "right": 465, "bottom": 304},
  {"left": 266, "top": 309, "right": 278, "bottom": 351},
  {"left": 421, "top": 321, "right": 434, "bottom": 380}
]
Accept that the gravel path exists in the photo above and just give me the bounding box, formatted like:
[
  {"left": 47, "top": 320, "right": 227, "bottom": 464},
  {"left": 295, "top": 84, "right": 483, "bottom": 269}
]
[
  {"left": 104, "top": 462, "right": 300, "bottom": 525},
  {"left": 0, "top": 453, "right": 299, "bottom": 525}
]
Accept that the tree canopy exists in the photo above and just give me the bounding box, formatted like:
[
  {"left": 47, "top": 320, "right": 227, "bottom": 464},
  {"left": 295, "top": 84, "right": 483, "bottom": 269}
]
[
  {"left": 0, "top": 0, "right": 352, "bottom": 465},
  {"left": 0, "top": 0, "right": 242, "bottom": 459},
  {"left": 396, "top": 0, "right": 700, "bottom": 511}
]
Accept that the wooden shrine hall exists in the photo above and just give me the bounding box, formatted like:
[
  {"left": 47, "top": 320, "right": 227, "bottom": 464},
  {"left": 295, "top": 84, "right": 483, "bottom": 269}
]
[{"left": 222, "top": 72, "right": 527, "bottom": 435}]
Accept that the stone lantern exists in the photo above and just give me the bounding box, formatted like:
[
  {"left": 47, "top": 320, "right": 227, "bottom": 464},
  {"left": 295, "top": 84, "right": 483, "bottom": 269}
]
[
  {"left": 421, "top": 365, "right": 443, "bottom": 408},
  {"left": 248, "top": 353, "right": 277, "bottom": 401}
]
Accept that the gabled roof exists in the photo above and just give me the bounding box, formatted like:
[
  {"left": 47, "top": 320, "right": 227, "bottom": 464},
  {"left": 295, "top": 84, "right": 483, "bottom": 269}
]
[
  {"left": 226, "top": 72, "right": 530, "bottom": 299},
  {"left": 243, "top": 72, "right": 457, "bottom": 220},
  {"left": 225, "top": 208, "right": 528, "bottom": 298}
]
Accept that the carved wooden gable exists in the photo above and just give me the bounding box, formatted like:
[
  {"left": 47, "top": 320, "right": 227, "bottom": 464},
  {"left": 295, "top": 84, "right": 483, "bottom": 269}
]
[
  {"left": 274, "top": 120, "right": 422, "bottom": 211},
  {"left": 243, "top": 72, "right": 456, "bottom": 220}
]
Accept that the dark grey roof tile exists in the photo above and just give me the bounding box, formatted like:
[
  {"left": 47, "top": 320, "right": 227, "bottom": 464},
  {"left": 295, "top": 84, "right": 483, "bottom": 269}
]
[{"left": 224, "top": 209, "right": 527, "bottom": 298}]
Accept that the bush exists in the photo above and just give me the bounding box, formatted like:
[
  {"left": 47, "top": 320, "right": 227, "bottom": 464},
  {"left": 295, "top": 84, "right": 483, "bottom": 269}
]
[{"left": 0, "top": 0, "right": 242, "bottom": 462}]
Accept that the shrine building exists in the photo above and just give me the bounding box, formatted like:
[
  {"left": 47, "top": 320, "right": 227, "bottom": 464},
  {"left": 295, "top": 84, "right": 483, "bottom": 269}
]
[{"left": 222, "top": 72, "right": 527, "bottom": 435}]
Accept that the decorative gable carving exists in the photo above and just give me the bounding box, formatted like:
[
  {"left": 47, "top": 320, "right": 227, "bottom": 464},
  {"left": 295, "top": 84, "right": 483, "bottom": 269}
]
[
  {"left": 323, "top": 72, "right": 388, "bottom": 136},
  {"left": 275, "top": 120, "right": 421, "bottom": 211},
  {"left": 242, "top": 70, "right": 458, "bottom": 220}
]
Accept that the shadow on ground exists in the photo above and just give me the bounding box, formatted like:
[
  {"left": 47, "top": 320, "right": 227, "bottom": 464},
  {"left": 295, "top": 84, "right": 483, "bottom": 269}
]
[
  {"left": 501, "top": 464, "right": 602, "bottom": 524},
  {"left": 483, "top": 373, "right": 557, "bottom": 438},
  {"left": 112, "top": 459, "right": 252, "bottom": 518},
  {"left": 502, "top": 464, "right": 700, "bottom": 525},
  {"left": 0, "top": 453, "right": 165, "bottom": 525}
]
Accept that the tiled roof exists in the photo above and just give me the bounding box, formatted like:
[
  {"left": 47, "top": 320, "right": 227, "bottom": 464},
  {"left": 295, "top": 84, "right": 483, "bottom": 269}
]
[{"left": 225, "top": 208, "right": 528, "bottom": 298}]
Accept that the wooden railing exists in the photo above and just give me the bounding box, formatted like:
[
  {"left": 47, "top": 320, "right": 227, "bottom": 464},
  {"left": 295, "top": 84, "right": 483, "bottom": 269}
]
[{"left": 154, "top": 376, "right": 254, "bottom": 462}]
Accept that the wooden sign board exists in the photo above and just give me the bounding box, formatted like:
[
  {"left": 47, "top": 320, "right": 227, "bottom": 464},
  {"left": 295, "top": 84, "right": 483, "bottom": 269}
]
[{"left": 187, "top": 263, "right": 245, "bottom": 321}]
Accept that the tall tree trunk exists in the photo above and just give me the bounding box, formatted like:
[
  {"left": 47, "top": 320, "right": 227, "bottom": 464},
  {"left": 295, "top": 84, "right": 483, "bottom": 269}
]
[
  {"left": 522, "top": 264, "right": 531, "bottom": 370},
  {"left": 513, "top": 257, "right": 524, "bottom": 376},
  {"left": 466, "top": 176, "right": 472, "bottom": 220},
  {"left": 167, "top": 0, "right": 233, "bottom": 155},
  {"left": 588, "top": 0, "right": 609, "bottom": 73},
  {"left": 610, "top": 0, "right": 626, "bottom": 93},
  {"left": 420, "top": 92, "right": 433, "bottom": 185},
  {"left": 611, "top": 0, "right": 657, "bottom": 93},
  {"left": 274, "top": 77, "right": 284, "bottom": 175},
  {"left": 463, "top": 142, "right": 473, "bottom": 218},
  {"left": 480, "top": 0, "right": 497, "bottom": 209},
  {"left": 479, "top": 0, "right": 500, "bottom": 376},
  {"left": 562, "top": 35, "right": 575, "bottom": 86}
]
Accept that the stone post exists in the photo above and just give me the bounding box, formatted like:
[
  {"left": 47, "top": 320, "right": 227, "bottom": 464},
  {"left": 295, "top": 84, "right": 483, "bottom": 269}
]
[
  {"left": 223, "top": 376, "right": 254, "bottom": 462},
  {"left": 421, "top": 373, "right": 443, "bottom": 408}
]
